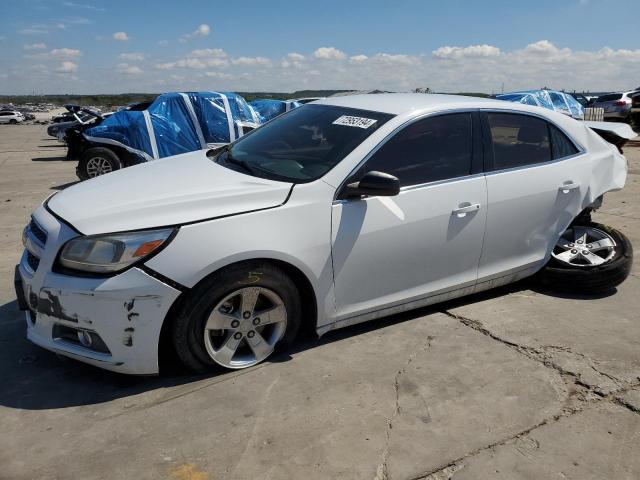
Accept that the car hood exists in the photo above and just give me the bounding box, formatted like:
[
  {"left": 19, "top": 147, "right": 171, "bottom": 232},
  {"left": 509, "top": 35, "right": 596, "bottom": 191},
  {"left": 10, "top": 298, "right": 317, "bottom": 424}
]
[{"left": 48, "top": 150, "right": 293, "bottom": 235}]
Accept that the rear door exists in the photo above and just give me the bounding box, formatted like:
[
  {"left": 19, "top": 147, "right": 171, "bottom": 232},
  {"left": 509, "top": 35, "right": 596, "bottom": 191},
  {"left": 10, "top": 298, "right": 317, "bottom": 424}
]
[
  {"left": 478, "top": 111, "right": 589, "bottom": 281},
  {"left": 331, "top": 112, "right": 487, "bottom": 319}
]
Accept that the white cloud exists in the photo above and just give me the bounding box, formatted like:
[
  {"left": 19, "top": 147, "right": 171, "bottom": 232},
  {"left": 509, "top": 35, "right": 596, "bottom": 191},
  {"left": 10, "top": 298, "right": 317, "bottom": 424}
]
[
  {"left": 205, "top": 71, "right": 233, "bottom": 79},
  {"left": 157, "top": 40, "right": 168, "bottom": 46},
  {"left": 156, "top": 49, "right": 229, "bottom": 70},
  {"left": 193, "top": 24, "right": 210, "bottom": 36},
  {"left": 56, "top": 61, "right": 78, "bottom": 73},
  {"left": 155, "top": 62, "right": 176, "bottom": 70},
  {"left": 350, "top": 54, "right": 368, "bottom": 62},
  {"left": 19, "top": 25, "right": 49, "bottom": 35},
  {"left": 314, "top": 47, "right": 347, "bottom": 60},
  {"left": 62, "top": 2, "right": 106, "bottom": 11},
  {"left": 432, "top": 44, "right": 501, "bottom": 59},
  {"left": 24, "top": 43, "right": 47, "bottom": 50},
  {"left": 281, "top": 53, "right": 306, "bottom": 69},
  {"left": 6, "top": 40, "right": 640, "bottom": 96},
  {"left": 58, "top": 16, "right": 91, "bottom": 25},
  {"left": 373, "top": 53, "right": 420, "bottom": 65},
  {"left": 117, "top": 63, "right": 143, "bottom": 75},
  {"left": 119, "top": 52, "right": 145, "bottom": 61},
  {"left": 180, "top": 24, "right": 211, "bottom": 42},
  {"left": 231, "top": 56, "right": 272, "bottom": 66},
  {"left": 190, "top": 48, "right": 227, "bottom": 58},
  {"left": 51, "top": 48, "right": 82, "bottom": 58},
  {"left": 113, "top": 31, "right": 130, "bottom": 41}
]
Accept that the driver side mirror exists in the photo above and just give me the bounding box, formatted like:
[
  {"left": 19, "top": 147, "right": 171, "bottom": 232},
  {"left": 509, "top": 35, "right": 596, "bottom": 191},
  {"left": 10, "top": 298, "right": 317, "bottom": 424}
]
[{"left": 341, "top": 171, "right": 400, "bottom": 199}]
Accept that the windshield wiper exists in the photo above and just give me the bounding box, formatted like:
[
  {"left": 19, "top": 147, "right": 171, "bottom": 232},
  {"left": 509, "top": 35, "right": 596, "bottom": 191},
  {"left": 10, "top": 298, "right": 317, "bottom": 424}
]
[{"left": 222, "top": 150, "right": 260, "bottom": 176}]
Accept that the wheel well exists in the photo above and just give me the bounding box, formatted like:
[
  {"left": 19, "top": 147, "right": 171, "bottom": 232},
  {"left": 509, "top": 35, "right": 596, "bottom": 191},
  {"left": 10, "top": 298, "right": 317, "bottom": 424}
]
[{"left": 157, "top": 258, "right": 318, "bottom": 372}]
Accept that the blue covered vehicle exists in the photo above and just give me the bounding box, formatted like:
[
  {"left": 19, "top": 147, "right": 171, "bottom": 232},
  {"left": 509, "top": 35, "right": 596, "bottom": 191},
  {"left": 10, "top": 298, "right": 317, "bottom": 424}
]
[
  {"left": 495, "top": 90, "right": 585, "bottom": 120},
  {"left": 249, "top": 99, "right": 301, "bottom": 123},
  {"left": 67, "top": 92, "right": 260, "bottom": 180}
]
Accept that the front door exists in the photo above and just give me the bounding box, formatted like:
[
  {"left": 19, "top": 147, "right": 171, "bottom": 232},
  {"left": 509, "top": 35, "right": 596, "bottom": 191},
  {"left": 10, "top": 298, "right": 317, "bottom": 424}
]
[{"left": 331, "top": 112, "right": 487, "bottom": 320}]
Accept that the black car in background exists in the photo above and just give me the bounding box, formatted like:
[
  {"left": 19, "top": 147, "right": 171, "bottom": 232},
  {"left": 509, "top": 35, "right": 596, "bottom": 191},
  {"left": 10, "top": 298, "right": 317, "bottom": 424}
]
[
  {"left": 64, "top": 101, "right": 153, "bottom": 179},
  {"left": 47, "top": 105, "right": 103, "bottom": 140}
]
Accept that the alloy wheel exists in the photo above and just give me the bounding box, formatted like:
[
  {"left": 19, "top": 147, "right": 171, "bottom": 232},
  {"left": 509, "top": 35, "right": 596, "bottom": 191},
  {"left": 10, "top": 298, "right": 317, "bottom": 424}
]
[
  {"left": 203, "top": 286, "right": 287, "bottom": 369},
  {"left": 86, "top": 157, "right": 113, "bottom": 177},
  {"left": 551, "top": 226, "right": 616, "bottom": 267}
]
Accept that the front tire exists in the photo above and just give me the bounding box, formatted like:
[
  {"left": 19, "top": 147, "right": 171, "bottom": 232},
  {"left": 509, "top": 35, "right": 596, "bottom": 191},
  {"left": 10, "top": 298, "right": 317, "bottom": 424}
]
[
  {"left": 172, "top": 262, "right": 302, "bottom": 372},
  {"left": 77, "top": 147, "right": 122, "bottom": 180},
  {"left": 538, "top": 223, "right": 633, "bottom": 294}
]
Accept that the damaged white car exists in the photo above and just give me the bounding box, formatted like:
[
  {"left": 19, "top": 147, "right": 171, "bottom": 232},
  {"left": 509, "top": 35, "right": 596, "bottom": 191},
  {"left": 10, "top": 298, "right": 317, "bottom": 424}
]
[{"left": 15, "top": 94, "right": 635, "bottom": 374}]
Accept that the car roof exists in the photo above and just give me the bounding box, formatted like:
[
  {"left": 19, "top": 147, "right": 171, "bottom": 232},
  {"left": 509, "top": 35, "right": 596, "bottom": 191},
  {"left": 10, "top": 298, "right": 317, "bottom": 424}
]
[{"left": 314, "top": 93, "right": 507, "bottom": 115}]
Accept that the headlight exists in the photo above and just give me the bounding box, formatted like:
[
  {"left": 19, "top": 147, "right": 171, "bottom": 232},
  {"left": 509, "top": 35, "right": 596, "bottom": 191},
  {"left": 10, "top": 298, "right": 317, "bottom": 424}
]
[{"left": 58, "top": 228, "right": 175, "bottom": 274}]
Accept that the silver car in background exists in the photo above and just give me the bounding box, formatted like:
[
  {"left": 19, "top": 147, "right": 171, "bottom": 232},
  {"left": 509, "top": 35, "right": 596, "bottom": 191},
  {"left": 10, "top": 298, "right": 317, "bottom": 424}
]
[{"left": 592, "top": 91, "right": 639, "bottom": 121}]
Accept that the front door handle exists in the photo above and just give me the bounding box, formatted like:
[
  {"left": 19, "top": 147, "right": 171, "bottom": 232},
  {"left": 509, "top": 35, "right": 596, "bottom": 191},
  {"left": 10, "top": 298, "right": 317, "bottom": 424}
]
[
  {"left": 559, "top": 181, "right": 581, "bottom": 193},
  {"left": 452, "top": 202, "right": 481, "bottom": 217}
]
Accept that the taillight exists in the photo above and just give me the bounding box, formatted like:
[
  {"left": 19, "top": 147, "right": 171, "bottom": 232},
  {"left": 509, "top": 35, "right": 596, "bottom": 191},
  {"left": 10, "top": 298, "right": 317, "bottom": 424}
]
[{"left": 613, "top": 100, "right": 628, "bottom": 106}]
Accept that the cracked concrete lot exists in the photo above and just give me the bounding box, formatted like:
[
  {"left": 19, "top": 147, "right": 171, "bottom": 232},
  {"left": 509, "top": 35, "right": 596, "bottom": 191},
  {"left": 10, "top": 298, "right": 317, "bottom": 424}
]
[{"left": 1, "top": 125, "right": 639, "bottom": 480}]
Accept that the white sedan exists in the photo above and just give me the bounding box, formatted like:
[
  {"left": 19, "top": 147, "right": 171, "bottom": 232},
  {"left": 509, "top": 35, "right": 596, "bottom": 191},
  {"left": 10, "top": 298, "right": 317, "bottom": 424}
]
[{"left": 16, "top": 94, "right": 634, "bottom": 374}]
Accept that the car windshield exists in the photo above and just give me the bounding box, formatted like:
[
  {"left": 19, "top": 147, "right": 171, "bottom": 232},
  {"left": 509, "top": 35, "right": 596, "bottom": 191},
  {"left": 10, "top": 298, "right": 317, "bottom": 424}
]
[{"left": 218, "top": 104, "right": 394, "bottom": 183}]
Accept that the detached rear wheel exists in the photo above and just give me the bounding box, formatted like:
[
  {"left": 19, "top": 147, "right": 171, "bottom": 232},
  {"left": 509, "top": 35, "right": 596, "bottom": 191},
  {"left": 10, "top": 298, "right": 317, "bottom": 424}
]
[
  {"left": 77, "top": 147, "right": 122, "bottom": 180},
  {"left": 539, "top": 223, "right": 633, "bottom": 293},
  {"left": 172, "top": 262, "right": 301, "bottom": 372}
]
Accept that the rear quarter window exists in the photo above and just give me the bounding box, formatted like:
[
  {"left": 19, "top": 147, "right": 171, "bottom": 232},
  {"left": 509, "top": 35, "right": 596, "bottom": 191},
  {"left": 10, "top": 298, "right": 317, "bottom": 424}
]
[{"left": 549, "top": 125, "right": 579, "bottom": 159}]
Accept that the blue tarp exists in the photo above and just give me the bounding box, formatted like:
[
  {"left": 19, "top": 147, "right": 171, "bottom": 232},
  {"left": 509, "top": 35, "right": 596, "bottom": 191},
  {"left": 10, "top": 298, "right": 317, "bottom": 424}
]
[
  {"left": 249, "top": 99, "right": 301, "bottom": 123},
  {"left": 84, "top": 91, "right": 260, "bottom": 162},
  {"left": 495, "top": 89, "right": 584, "bottom": 120}
]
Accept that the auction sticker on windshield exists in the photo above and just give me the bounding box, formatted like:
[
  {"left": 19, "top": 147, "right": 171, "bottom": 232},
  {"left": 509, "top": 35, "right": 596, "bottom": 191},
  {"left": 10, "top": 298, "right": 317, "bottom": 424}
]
[{"left": 332, "top": 115, "right": 378, "bottom": 129}]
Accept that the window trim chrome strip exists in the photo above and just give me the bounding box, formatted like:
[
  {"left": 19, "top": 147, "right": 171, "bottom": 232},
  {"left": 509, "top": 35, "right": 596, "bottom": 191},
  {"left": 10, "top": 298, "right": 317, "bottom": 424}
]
[{"left": 333, "top": 106, "right": 589, "bottom": 202}]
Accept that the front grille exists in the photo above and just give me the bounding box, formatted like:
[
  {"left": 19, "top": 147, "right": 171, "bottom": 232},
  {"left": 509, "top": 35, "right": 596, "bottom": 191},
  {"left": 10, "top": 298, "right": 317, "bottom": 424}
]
[
  {"left": 29, "top": 219, "right": 47, "bottom": 245},
  {"left": 26, "top": 251, "right": 40, "bottom": 272}
]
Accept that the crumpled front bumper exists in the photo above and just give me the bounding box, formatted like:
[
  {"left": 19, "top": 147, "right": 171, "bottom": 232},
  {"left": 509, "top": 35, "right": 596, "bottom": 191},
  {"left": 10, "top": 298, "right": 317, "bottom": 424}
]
[{"left": 16, "top": 204, "right": 181, "bottom": 375}]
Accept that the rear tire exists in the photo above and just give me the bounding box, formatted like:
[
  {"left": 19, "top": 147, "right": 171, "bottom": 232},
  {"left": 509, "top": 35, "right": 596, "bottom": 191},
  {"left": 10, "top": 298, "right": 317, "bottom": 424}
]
[
  {"left": 9, "top": 119, "right": 17, "bottom": 124},
  {"left": 538, "top": 222, "right": 633, "bottom": 294},
  {"left": 171, "top": 262, "right": 302, "bottom": 372},
  {"left": 77, "top": 147, "right": 122, "bottom": 180}
]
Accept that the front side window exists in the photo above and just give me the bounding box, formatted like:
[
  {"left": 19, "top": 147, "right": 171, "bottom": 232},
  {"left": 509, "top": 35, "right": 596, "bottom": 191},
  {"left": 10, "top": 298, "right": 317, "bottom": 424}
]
[
  {"left": 487, "top": 113, "right": 551, "bottom": 170},
  {"left": 355, "top": 113, "right": 473, "bottom": 187},
  {"left": 220, "top": 104, "right": 394, "bottom": 182}
]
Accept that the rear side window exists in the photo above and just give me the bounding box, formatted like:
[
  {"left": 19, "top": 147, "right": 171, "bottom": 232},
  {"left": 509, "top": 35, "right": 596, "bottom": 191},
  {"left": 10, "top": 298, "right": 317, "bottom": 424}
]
[
  {"left": 597, "top": 93, "right": 622, "bottom": 102},
  {"left": 486, "top": 113, "right": 551, "bottom": 170},
  {"left": 359, "top": 113, "right": 473, "bottom": 187},
  {"left": 550, "top": 125, "right": 579, "bottom": 159}
]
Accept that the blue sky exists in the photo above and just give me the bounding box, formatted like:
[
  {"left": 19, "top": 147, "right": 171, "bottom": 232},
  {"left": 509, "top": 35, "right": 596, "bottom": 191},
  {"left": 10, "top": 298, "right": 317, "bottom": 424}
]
[{"left": 1, "top": 0, "right": 638, "bottom": 94}]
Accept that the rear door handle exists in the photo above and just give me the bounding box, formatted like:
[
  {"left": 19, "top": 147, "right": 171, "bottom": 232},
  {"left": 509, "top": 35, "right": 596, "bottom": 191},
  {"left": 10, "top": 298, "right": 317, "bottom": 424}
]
[
  {"left": 559, "top": 181, "right": 581, "bottom": 193},
  {"left": 452, "top": 202, "right": 481, "bottom": 217}
]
